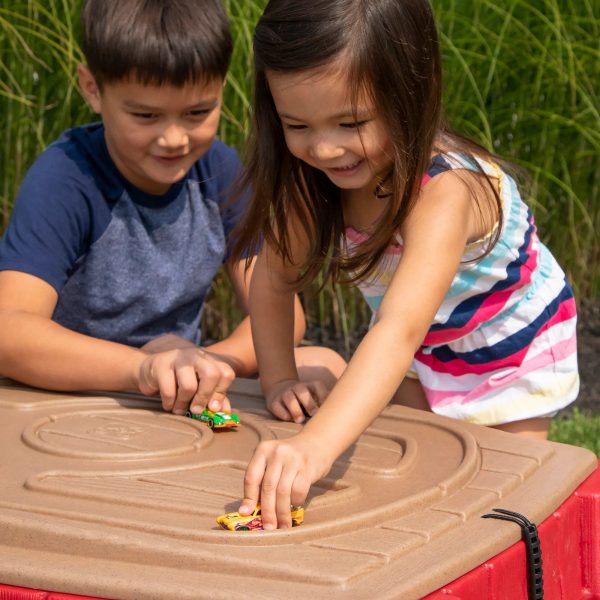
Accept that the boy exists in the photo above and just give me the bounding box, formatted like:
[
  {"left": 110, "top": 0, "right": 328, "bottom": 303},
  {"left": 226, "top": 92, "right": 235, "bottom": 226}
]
[{"left": 0, "top": 0, "right": 345, "bottom": 418}]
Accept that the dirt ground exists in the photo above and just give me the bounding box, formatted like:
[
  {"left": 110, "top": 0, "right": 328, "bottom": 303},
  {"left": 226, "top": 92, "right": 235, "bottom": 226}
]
[{"left": 575, "top": 299, "right": 600, "bottom": 415}]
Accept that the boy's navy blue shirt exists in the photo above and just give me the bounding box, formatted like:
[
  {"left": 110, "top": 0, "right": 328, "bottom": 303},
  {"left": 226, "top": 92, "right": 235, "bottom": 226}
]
[{"left": 0, "top": 123, "right": 247, "bottom": 347}]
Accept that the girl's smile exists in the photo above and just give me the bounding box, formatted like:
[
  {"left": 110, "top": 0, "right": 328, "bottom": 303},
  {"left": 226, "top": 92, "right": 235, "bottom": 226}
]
[{"left": 266, "top": 63, "right": 392, "bottom": 194}]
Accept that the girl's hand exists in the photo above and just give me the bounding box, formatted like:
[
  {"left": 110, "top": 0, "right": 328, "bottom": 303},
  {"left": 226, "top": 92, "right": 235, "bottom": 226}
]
[
  {"left": 137, "top": 348, "right": 235, "bottom": 415},
  {"left": 239, "top": 433, "right": 333, "bottom": 529},
  {"left": 266, "top": 379, "right": 330, "bottom": 423}
]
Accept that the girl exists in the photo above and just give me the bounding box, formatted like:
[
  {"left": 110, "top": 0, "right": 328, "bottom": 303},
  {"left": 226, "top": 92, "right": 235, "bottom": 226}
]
[{"left": 233, "top": 0, "right": 579, "bottom": 529}]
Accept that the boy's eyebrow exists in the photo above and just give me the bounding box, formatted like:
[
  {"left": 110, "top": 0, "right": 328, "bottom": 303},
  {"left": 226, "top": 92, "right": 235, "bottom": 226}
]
[{"left": 123, "top": 98, "right": 220, "bottom": 111}]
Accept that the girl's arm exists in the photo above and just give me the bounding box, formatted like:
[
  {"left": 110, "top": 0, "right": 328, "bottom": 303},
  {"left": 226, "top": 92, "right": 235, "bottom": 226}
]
[
  {"left": 250, "top": 242, "right": 302, "bottom": 398},
  {"left": 201, "top": 257, "right": 307, "bottom": 378},
  {"left": 241, "top": 172, "right": 479, "bottom": 528}
]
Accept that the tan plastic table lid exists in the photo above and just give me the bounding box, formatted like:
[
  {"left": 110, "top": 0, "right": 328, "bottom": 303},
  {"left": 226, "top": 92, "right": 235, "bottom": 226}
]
[{"left": 0, "top": 378, "right": 596, "bottom": 600}]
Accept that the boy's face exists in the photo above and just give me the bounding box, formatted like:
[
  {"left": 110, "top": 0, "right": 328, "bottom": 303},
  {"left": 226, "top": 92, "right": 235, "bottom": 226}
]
[{"left": 78, "top": 66, "right": 224, "bottom": 195}]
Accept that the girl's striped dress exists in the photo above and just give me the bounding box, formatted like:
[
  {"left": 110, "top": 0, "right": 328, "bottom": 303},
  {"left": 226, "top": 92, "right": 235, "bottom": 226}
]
[{"left": 345, "top": 153, "right": 579, "bottom": 425}]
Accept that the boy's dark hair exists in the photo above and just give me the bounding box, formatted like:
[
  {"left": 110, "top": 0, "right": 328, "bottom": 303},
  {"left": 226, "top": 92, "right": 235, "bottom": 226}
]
[
  {"left": 81, "top": 0, "right": 233, "bottom": 87},
  {"left": 233, "top": 0, "right": 505, "bottom": 287}
]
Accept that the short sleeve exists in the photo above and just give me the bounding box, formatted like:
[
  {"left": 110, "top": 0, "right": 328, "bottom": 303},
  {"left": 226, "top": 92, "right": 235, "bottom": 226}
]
[
  {"left": 199, "top": 139, "right": 253, "bottom": 258},
  {"left": 0, "top": 143, "right": 107, "bottom": 292}
]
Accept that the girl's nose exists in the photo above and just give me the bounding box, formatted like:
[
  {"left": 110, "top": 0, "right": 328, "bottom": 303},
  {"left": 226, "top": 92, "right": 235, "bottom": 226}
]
[
  {"left": 309, "top": 138, "right": 344, "bottom": 161},
  {"left": 158, "top": 125, "right": 188, "bottom": 149}
]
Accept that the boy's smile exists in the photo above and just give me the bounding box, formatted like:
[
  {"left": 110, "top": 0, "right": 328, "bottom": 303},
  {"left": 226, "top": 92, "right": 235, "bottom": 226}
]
[
  {"left": 78, "top": 66, "right": 224, "bottom": 195},
  {"left": 266, "top": 63, "right": 392, "bottom": 195}
]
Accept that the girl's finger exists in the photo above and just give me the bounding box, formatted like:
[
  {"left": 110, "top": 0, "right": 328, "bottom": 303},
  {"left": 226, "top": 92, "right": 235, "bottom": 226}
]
[
  {"left": 259, "top": 453, "right": 283, "bottom": 530},
  {"left": 308, "top": 380, "right": 329, "bottom": 406},
  {"left": 275, "top": 466, "right": 297, "bottom": 528},
  {"left": 281, "top": 388, "right": 305, "bottom": 424},
  {"left": 290, "top": 472, "right": 311, "bottom": 508},
  {"left": 293, "top": 384, "right": 320, "bottom": 417},
  {"left": 241, "top": 448, "right": 267, "bottom": 515},
  {"left": 268, "top": 398, "right": 293, "bottom": 421}
]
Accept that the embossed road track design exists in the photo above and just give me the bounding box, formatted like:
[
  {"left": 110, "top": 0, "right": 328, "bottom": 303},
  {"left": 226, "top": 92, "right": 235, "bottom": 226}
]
[{"left": 0, "top": 378, "right": 596, "bottom": 600}]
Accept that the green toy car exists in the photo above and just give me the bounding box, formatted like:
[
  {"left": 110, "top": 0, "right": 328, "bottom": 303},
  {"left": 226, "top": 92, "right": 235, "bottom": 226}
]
[{"left": 185, "top": 408, "right": 240, "bottom": 430}]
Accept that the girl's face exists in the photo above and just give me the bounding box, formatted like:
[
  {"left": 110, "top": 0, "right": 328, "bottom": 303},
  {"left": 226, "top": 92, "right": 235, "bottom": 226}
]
[{"left": 266, "top": 64, "right": 392, "bottom": 195}]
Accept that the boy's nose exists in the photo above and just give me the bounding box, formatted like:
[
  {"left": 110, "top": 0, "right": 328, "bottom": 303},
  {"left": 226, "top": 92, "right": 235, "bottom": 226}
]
[{"left": 158, "top": 125, "right": 188, "bottom": 149}]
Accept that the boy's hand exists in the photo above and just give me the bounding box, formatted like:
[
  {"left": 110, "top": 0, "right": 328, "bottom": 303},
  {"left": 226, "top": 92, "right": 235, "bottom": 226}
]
[
  {"left": 266, "top": 379, "right": 330, "bottom": 424},
  {"left": 137, "top": 348, "right": 235, "bottom": 415},
  {"left": 141, "top": 334, "right": 196, "bottom": 353},
  {"left": 239, "top": 433, "right": 332, "bottom": 529}
]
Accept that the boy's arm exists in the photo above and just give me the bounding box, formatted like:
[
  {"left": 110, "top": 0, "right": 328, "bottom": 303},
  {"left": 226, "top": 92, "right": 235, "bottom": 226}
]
[
  {"left": 0, "top": 271, "right": 146, "bottom": 390},
  {"left": 0, "top": 271, "right": 235, "bottom": 414},
  {"left": 201, "top": 257, "right": 306, "bottom": 378}
]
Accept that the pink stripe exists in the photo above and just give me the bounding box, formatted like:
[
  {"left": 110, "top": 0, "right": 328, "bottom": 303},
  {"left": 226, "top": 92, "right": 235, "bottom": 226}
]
[
  {"left": 345, "top": 227, "right": 403, "bottom": 254},
  {"left": 424, "top": 333, "right": 577, "bottom": 409},
  {"left": 423, "top": 229, "right": 539, "bottom": 346},
  {"left": 416, "top": 297, "right": 577, "bottom": 377}
]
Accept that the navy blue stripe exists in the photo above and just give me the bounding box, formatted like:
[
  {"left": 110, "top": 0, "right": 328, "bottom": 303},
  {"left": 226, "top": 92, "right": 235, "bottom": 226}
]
[
  {"left": 428, "top": 279, "right": 574, "bottom": 365},
  {"left": 429, "top": 209, "right": 535, "bottom": 333},
  {"left": 426, "top": 154, "right": 453, "bottom": 179}
]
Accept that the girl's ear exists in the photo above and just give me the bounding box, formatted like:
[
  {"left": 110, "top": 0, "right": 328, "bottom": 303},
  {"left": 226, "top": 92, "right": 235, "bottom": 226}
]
[{"left": 77, "top": 64, "right": 102, "bottom": 113}]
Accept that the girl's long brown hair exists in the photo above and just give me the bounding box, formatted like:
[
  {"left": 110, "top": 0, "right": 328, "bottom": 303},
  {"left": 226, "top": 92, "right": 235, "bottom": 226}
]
[{"left": 232, "top": 0, "right": 504, "bottom": 288}]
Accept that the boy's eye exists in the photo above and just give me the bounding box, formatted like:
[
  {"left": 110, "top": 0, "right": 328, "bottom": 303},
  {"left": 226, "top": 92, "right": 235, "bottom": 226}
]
[
  {"left": 131, "top": 112, "right": 156, "bottom": 120},
  {"left": 188, "top": 109, "right": 211, "bottom": 118},
  {"left": 340, "top": 120, "right": 369, "bottom": 129}
]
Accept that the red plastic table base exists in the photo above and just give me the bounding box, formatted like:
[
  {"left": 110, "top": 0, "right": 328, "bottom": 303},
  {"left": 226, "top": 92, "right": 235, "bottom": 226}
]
[
  {"left": 425, "top": 460, "right": 600, "bottom": 600},
  {"left": 1, "top": 462, "right": 599, "bottom": 600}
]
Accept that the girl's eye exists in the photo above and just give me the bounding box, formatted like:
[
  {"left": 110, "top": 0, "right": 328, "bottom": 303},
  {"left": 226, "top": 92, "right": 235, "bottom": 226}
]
[
  {"left": 284, "top": 123, "right": 307, "bottom": 131},
  {"left": 340, "top": 120, "right": 369, "bottom": 129}
]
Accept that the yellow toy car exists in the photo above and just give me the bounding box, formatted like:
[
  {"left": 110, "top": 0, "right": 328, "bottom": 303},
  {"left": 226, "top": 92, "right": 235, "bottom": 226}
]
[{"left": 216, "top": 504, "right": 304, "bottom": 531}]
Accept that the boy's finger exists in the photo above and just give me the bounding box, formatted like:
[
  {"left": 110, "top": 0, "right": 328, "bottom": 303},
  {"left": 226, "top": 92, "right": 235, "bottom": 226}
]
[
  {"left": 191, "top": 360, "right": 221, "bottom": 409},
  {"left": 220, "top": 394, "right": 231, "bottom": 413},
  {"left": 207, "top": 390, "right": 228, "bottom": 412},
  {"left": 172, "top": 365, "right": 199, "bottom": 414},
  {"left": 157, "top": 370, "right": 177, "bottom": 411},
  {"left": 195, "top": 356, "right": 235, "bottom": 411}
]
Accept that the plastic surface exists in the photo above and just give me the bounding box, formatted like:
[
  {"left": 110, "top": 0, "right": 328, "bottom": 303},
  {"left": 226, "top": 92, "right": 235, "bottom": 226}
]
[
  {"left": 0, "top": 378, "right": 596, "bottom": 600},
  {"left": 425, "top": 460, "right": 600, "bottom": 599}
]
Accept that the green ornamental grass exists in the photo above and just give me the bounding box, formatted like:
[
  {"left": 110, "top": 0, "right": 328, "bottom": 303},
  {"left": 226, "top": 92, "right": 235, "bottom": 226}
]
[{"left": 0, "top": 1, "right": 598, "bottom": 450}]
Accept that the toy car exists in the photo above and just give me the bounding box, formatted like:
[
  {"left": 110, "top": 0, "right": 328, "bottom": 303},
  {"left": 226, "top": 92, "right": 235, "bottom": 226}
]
[
  {"left": 216, "top": 504, "right": 304, "bottom": 531},
  {"left": 185, "top": 408, "right": 240, "bottom": 429}
]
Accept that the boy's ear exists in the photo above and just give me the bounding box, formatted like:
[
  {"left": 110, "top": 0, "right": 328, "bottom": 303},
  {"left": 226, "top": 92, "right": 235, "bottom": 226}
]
[{"left": 77, "top": 64, "right": 102, "bottom": 113}]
